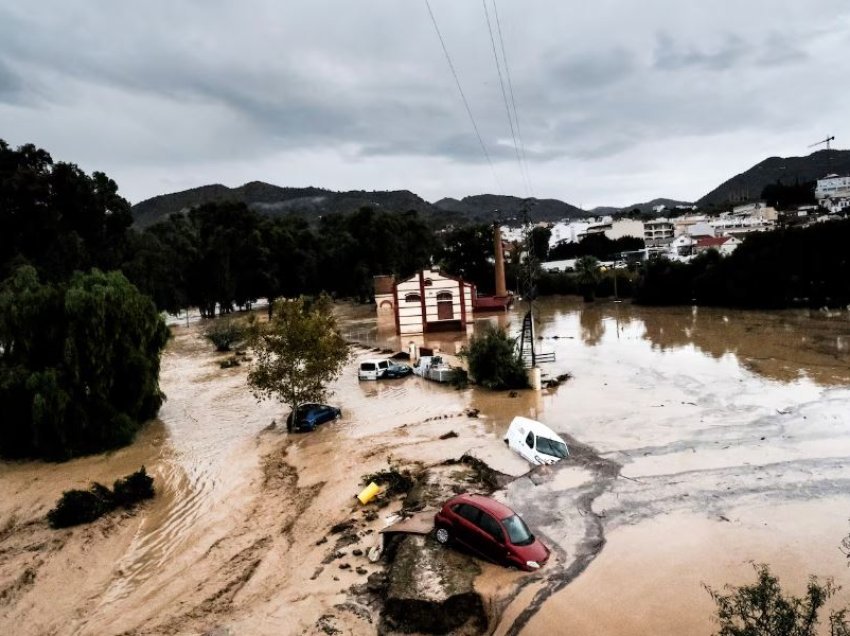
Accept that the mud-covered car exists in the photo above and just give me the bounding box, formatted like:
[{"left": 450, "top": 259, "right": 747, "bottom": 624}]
[
  {"left": 383, "top": 361, "right": 413, "bottom": 378},
  {"left": 433, "top": 493, "right": 550, "bottom": 571},
  {"left": 286, "top": 403, "right": 341, "bottom": 432}
]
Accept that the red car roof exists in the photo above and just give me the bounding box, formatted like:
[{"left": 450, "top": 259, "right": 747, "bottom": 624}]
[{"left": 446, "top": 493, "right": 517, "bottom": 521}]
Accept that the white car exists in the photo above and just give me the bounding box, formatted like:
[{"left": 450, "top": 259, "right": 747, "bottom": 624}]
[{"left": 504, "top": 416, "right": 569, "bottom": 466}]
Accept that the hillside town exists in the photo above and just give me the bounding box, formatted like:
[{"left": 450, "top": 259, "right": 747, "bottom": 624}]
[{"left": 500, "top": 172, "right": 850, "bottom": 271}]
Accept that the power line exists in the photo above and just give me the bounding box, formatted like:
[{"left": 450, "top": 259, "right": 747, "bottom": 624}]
[
  {"left": 482, "top": 0, "right": 528, "bottom": 196},
  {"left": 492, "top": 0, "right": 533, "bottom": 195},
  {"left": 424, "top": 0, "right": 501, "bottom": 194}
]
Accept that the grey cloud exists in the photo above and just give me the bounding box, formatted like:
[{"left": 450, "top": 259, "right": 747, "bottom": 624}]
[
  {"left": 653, "top": 32, "right": 751, "bottom": 71},
  {"left": 551, "top": 47, "right": 638, "bottom": 90}
]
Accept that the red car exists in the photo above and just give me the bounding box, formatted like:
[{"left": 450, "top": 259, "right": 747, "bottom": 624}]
[{"left": 433, "top": 493, "right": 550, "bottom": 571}]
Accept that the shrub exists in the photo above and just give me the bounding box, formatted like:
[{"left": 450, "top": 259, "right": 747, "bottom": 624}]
[
  {"left": 204, "top": 318, "right": 245, "bottom": 352},
  {"left": 462, "top": 324, "right": 529, "bottom": 391},
  {"left": 47, "top": 483, "right": 113, "bottom": 529},
  {"left": 705, "top": 563, "right": 850, "bottom": 636},
  {"left": 112, "top": 467, "right": 155, "bottom": 507},
  {"left": 47, "top": 467, "right": 155, "bottom": 529}
]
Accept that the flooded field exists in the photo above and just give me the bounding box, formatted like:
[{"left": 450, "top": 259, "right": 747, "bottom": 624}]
[{"left": 1, "top": 296, "right": 849, "bottom": 635}]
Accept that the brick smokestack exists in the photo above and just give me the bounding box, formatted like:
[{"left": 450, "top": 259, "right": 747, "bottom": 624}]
[{"left": 493, "top": 222, "right": 507, "bottom": 297}]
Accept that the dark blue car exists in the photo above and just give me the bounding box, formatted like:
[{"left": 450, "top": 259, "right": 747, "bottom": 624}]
[{"left": 287, "top": 403, "right": 342, "bottom": 432}]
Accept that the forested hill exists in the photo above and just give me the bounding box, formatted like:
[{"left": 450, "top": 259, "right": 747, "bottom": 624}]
[
  {"left": 131, "top": 182, "right": 593, "bottom": 228},
  {"left": 131, "top": 182, "right": 434, "bottom": 228},
  {"left": 697, "top": 149, "right": 850, "bottom": 208},
  {"left": 432, "top": 194, "right": 585, "bottom": 223}
]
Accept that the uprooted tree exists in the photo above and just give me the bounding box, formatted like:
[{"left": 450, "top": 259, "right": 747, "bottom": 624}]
[
  {"left": 247, "top": 295, "right": 349, "bottom": 432},
  {"left": 705, "top": 563, "right": 850, "bottom": 636}
]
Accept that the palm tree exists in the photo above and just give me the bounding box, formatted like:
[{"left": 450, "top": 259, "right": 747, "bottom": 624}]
[{"left": 575, "top": 255, "right": 601, "bottom": 302}]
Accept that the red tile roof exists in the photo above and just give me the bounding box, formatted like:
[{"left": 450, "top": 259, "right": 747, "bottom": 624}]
[{"left": 696, "top": 236, "right": 731, "bottom": 248}]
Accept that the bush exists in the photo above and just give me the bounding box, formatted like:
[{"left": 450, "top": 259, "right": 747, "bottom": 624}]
[
  {"left": 705, "top": 563, "right": 850, "bottom": 636},
  {"left": 463, "top": 324, "right": 529, "bottom": 391},
  {"left": 47, "top": 467, "right": 155, "bottom": 529},
  {"left": 204, "top": 318, "right": 246, "bottom": 352},
  {"left": 47, "top": 483, "right": 113, "bottom": 529},
  {"left": 112, "top": 467, "right": 155, "bottom": 507}
]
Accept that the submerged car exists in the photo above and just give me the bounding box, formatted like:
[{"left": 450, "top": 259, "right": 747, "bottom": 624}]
[
  {"left": 286, "top": 403, "right": 341, "bottom": 432},
  {"left": 358, "top": 358, "right": 412, "bottom": 380},
  {"left": 433, "top": 493, "right": 550, "bottom": 571},
  {"left": 383, "top": 361, "right": 413, "bottom": 378},
  {"left": 504, "top": 416, "right": 569, "bottom": 466}
]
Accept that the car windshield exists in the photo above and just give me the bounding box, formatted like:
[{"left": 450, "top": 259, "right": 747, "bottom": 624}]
[
  {"left": 536, "top": 436, "right": 568, "bottom": 458},
  {"left": 503, "top": 515, "right": 534, "bottom": 546}
]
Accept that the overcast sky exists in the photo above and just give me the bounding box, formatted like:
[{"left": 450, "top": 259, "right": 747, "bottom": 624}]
[{"left": 2, "top": 1, "right": 849, "bottom": 208}]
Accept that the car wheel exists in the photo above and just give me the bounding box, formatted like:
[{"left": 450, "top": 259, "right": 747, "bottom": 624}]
[{"left": 434, "top": 526, "right": 451, "bottom": 545}]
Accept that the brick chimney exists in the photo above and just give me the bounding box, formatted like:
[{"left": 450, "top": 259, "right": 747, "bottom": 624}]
[{"left": 493, "top": 223, "right": 507, "bottom": 297}]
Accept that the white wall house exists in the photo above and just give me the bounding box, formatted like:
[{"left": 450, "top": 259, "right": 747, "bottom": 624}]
[
  {"left": 374, "top": 269, "right": 475, "bottom": 336},
  {"left": 605, "top": 218, "right": 644, "bottom": 241},
  {"left": 816, "top": 174, "right": 850, "bottom": 214}
]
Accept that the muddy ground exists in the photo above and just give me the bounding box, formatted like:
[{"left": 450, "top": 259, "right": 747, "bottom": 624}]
[{"left": 1, "top": 297, "right": 849, "bottom": 635}]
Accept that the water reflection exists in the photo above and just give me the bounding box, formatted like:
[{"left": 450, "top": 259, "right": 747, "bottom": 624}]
[{"left": 340, "top": 298, "right": 850, "bottom": 387}]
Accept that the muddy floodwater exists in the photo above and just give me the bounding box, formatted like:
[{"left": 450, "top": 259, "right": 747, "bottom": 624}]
[{"left": 1, "top": 296, "right": 849, "bottom": 635}]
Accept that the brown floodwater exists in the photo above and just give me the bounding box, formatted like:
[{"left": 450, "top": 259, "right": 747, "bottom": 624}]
[{"left": 1, "top": 297, "right": 848, "bottom": 635}]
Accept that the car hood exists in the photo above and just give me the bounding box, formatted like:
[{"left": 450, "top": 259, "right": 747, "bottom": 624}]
[{"left": 511, "top": 538, "right": 550, "bottom": 564}]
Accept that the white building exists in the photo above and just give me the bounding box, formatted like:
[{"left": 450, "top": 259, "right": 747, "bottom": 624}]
[
  {"left": 816, "top": 174, "right": 850, "bottom": 214},
  {"left": 374, "top": 269, "right": 475, "bottom": 336},
  {"left": 605, "top": 218, "right": 644, "bottom": 241},
  {"left": 644, "top": 218, "right": 675, "bottom": 247}
]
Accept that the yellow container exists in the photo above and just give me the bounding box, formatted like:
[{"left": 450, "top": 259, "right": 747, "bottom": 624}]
[{"left": 357, "top": 482, "right": 382, "bottom": 505}]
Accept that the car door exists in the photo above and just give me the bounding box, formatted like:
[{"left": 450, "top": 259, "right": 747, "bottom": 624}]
[
  {"left": 377, "top": 360, "right": 390, "bottom": 378},
  {"left": 451, "top": 503, "right": 483, "bottom": 553},
  {"left": 475, "top": 511, "right": 508, "bottom": 564}
]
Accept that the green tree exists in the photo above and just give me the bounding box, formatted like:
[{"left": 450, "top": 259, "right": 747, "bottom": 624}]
[
  {"left": 0, "top": 267, "right": 169, "bottom": 460},
  {"left": 529, "top": 226, "right": 552, "bottom": 262},
  {"left": 247, "top": 295, "right": 349, "bottom": 432},
  {"left": 463, "top": 324, "right": 529, "bottom": 390},
  {"left": 575, "top": 255, "right": 602, "bottom": 302},
  {"left": 0, "top": 140, "right": 133, "bottom": 283},
  {"left": 435, "top": 224, "right": 496, "bottom": 293},
  {"left": 706, "top": 564, "right": 850, "bottom": 636}
]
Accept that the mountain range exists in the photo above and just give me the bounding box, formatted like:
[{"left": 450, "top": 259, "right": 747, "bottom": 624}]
[{"left": 131, "top": 149, "right": 849, "bottom": 228}]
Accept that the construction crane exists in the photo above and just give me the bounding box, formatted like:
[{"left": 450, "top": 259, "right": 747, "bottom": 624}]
[{"left": 809, "top": 135, "right": 835, "bottom": 151}]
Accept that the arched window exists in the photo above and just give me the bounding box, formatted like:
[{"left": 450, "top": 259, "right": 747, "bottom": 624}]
[
  {"left": 404, "top": 293, "right": 421, "bottom": 303},
  {"left": 436, "top": 292, "right": 452, "bottom": 301},
  {"left": 424, "top": 278, "right": 433, "bottom": 286}
]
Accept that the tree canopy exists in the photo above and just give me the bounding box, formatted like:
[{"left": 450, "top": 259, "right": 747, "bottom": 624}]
[
  {"left": 0, "top": 267, "right": 169, "bottom": 460},
  {"left": 247, "top": 295, "right": 349, "bottom": 431}
]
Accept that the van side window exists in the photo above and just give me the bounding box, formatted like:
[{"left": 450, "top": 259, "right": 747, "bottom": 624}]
[
  {"left": 361, "top": 363, "right": 376, "bottom": 371},
  {"left": 378, "top": 361, "right": 389, "bottom": 369},
  {"left": 525, "top": 432, "right": 534, "bottom": 448},
  {"left": 478, "top": 512, "right": 504, "bottom": 543}
]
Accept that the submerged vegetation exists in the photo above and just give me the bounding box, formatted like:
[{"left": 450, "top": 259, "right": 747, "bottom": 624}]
[
  {"left": 47, "top": 467, "right": 155, "bottom": 529},
  {"left": 462, "top": 325, "right": 529, "bottom": 391},
  {"left": 706, "top": 564, "right": 850, "bottom": 636}
]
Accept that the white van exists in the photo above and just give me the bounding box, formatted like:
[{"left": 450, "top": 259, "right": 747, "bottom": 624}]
[
  {"left": 358, "top": 359, "right": 390, "bottom": 381},
  {"left": 504, "top": 416, "right": 569, "bottom": 466}
]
